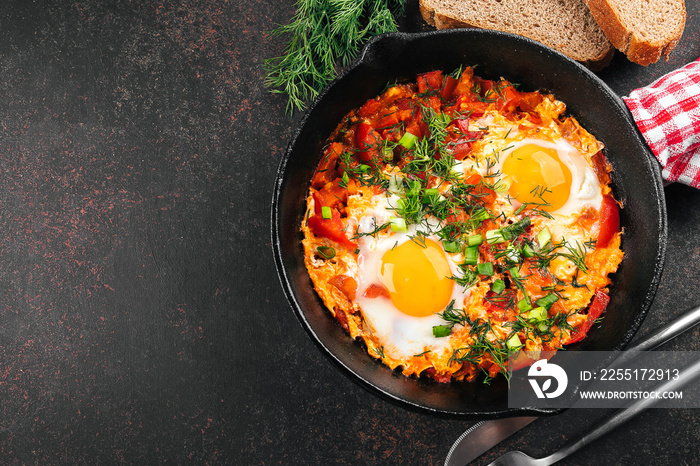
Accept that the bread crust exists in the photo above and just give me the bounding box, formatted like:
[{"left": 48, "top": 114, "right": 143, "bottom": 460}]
[
  {"left": 418, "top": 0, "right": 615, "bottom": 71},
  {"left": 584, "top": 0, "right": 686, "bottom": 65}
]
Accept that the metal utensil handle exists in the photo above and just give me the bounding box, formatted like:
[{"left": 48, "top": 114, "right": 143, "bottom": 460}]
[
  {"left": 627, "top": 304, "right": 700, "bottom": 352},
  {"left": 547, "top": 356, "right": 700, "bottom": 464},
  {"left": 444, "top": 304, "right": 700, "bottom": 466},
  {"left": 607, "top": 304, "right": 700, "bottom": 370}
]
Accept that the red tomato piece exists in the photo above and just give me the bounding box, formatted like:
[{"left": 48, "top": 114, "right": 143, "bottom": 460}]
[
  {"left": 516, "top": 91, "right": 544, "bottom": 113},
  {"left": 417, "top": 70, "right": 443, "bottom": 94},
  {"left": 454, "top": 119, "right": 470, "bottom": 134},
  {"left": 313, "top": 180, "right": 347, "bottom": 210},
  {"left": 451, "top": 138, "right": 473, "bottom": 160},
  {"left": 354, "top": 121, "right": 379, "bottom": 162},
  {"left": 307, "top": 212, "right": 357, "bottom": 250},
  {"left": 363, "top": 283, "right": 390, "bottom": 299},
  {"left": 495, "top": 83, "right": 520, "bottom": 111},
  {"left": 357, "top": 99, "right": 382, "bottom": 118},
  {"left": 442, "top": 75, "right": 458, "bottom": 101},
  {"left": 598, "top": 195, "right": 620, "bottom": 247},
  {"left": 568, "top": 290, "right": 610, "bottom": 344},
  {"left": 452, "top": 67, "right": 475, "bottom": 96},
  {"left": 457, "top": 97, "right": 489, "bottom": 117},
  {"left": 376, "top": 112, "right": 400, "bottom": 129},
  {"left": 450, "top": 121, "right": 485, "bottom": 159},
  {"left": 311, "top": 142, "right": 343, "bottom": 188},
  {"left": 308, "top": 192, "right": 357, "bottom": 249},
  {"left": 404, "top": 120, "right": 422, "bottom": 138}
]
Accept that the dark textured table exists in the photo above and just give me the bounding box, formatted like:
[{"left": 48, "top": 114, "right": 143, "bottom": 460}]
[{"left": 0, "top": 1, "right": 698, "bottom": 464}]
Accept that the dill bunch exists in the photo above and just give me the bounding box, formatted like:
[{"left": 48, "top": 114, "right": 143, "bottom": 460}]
[{"left": 265, "top": 0, "right": 406, "bottom": 114}]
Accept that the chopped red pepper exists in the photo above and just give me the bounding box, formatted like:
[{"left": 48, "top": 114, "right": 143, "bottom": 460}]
[
  {"left": 312, "top": 142, "right": 343, "bottom": 188},
  {"left": 568, "top": 290, "right": 610, "bottom": 344},
  {"left": 376, "top": 111, "right": 400, "bottom": 129},
  {"left": 357, "top": 98, "right": 382, "bottom": 118},
  {"left": 313, "top": 179, "right": 347, "bottom": 210},
  {"left": 308, "top": 192, "right": 357, "bottom": 249},
  {"left": 404, "top": 120, "right": 423, "bottom": 138},
  {"left": 450, "top": 121, "right": 485, "bottom": 160},
  {"left": 354, "top": 121, "right": 379, "bottom": 162},
  {"left": 494, "top": 82, "right": 520, "bottom": 112},
  {"left": 417, "top": 70, "right": 443, "bottom": 94},
  {"left": 597, "top": 195, "right": 620, "bottom": 248},
  {"left": 442, "top": 75, "right": 458, "bottom": 101}
]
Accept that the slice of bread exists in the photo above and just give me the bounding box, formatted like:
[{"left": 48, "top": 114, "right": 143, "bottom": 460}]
[
  {"left": 419, "top": 0, "right": 615, "bottom": 70},
  {"left": 584, "top": 0, "right": 686, "bottom": 65}
]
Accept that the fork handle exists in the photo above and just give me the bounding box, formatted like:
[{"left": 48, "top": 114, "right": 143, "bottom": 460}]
[{"left": 547, "top": 357, "right": 700, "bottom": 464}]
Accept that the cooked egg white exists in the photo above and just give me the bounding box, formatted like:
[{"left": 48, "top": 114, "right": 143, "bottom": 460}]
[{"left": 347, "top": 192, "right": 471, "bottom": 360}]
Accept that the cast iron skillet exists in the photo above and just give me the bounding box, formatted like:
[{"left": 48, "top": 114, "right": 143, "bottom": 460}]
[{"left": 272, "top": 30, "right": 667, "bottom": 418}]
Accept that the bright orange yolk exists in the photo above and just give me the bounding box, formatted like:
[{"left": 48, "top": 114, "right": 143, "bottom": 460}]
[
  {"left": 379, "top": 238, "right": 454, "bottom": 317},
  {"left": 502, "top": 143, "right": 572, "bottom": 212}
]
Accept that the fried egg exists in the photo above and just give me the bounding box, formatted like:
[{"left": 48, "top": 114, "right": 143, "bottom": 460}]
[
  {"left": 495, "top": 137, "right": 603, "bottom": 216},
  {"left": 349, "top": 194, "right": 470, "bottom": 360}
]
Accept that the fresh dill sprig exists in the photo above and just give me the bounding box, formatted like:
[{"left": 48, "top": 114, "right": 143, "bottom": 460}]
[{"left": 265, "top": 0, "right": 406, "bottom": 114}]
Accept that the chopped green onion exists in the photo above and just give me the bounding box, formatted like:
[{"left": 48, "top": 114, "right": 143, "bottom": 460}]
[
  {"left": 505, "top": 245, "right": 520, "bottom": 263},
  {"left": 476, "top": 262, "right": 494, "bottom": 276},
  {"left": 442, "top": 241, "right": 462, "bottom": 253},
  {"left": 537, "top": 322, "right": 550, "bottom": 332},
  {"left": 517, "top": 298, "right": 532, "bottom": 313},
  {"left": 422, "top": 189, "right": 445, "bottom": 205},
  {"left": 399, "top": 132, "right": 418, "bottom": 149},
  {"left": 521, "top": 243, "right": 536, "bottom": 258},
  {"left": 316, "top": 246, "right": 336, "bottom": 260},
  {"left": 500, "top": 217, "right": 531, "bottom": 241},
  {"left": 464, "top": 246, "right": 479, "bottom": 265},
  {"left": 467, "top": 234, "right": 483, "bottom": 246},
  {"left": 527, "top": 306, "right": 548, "bottom": 322},
  {"left": 357, "top": 164, "right": 370, "bottom": 173},
  {"left": 509, "top": 266, "right": 520, "bottom": 279},
  {"left": 341, "top": 171, "right": 350, "bottom": 187},
  {"left": 535, "top": 293, "right": 559, "bottom": 309},
  {"left": 491, "top": 279, "right": 506, "bottom": 294},
  {"left": 389, "top": 217, "right": 408, "bottom": 233},
  {"left": 537, "top": 227, "right": 552, "bottom": 248},
  {"left": 432, "top": 325, "right": 452, "bottom": 338},
  {"left": 470, "top": 208, "right": 491, "bottom": 223},
  {"left": 506, "top": 334, "right": 523, "bottom": 350},
  {"left": 321, "top": 206, "right": 332, "bottom": 219},
  {"left": 486, "top": 229, "right": 506, "bottom": 244}
]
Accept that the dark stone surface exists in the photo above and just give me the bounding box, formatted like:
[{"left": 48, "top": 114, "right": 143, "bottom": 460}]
[{"left": 0, "top": 0, "right": 697, "bottom": 464}]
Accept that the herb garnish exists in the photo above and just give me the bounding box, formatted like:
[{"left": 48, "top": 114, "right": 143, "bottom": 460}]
[{"left": 265, "top": 0, "right": 406, "bottom": 113}]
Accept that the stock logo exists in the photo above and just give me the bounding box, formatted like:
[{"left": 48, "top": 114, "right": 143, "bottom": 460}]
[{"left": 528, "top": 359, "right": 568, "bottom": 399}]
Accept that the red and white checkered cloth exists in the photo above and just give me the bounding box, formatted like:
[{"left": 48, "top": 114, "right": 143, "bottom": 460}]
[{"left": 623, "top": 57, "right": 700, "bottom": 188}]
